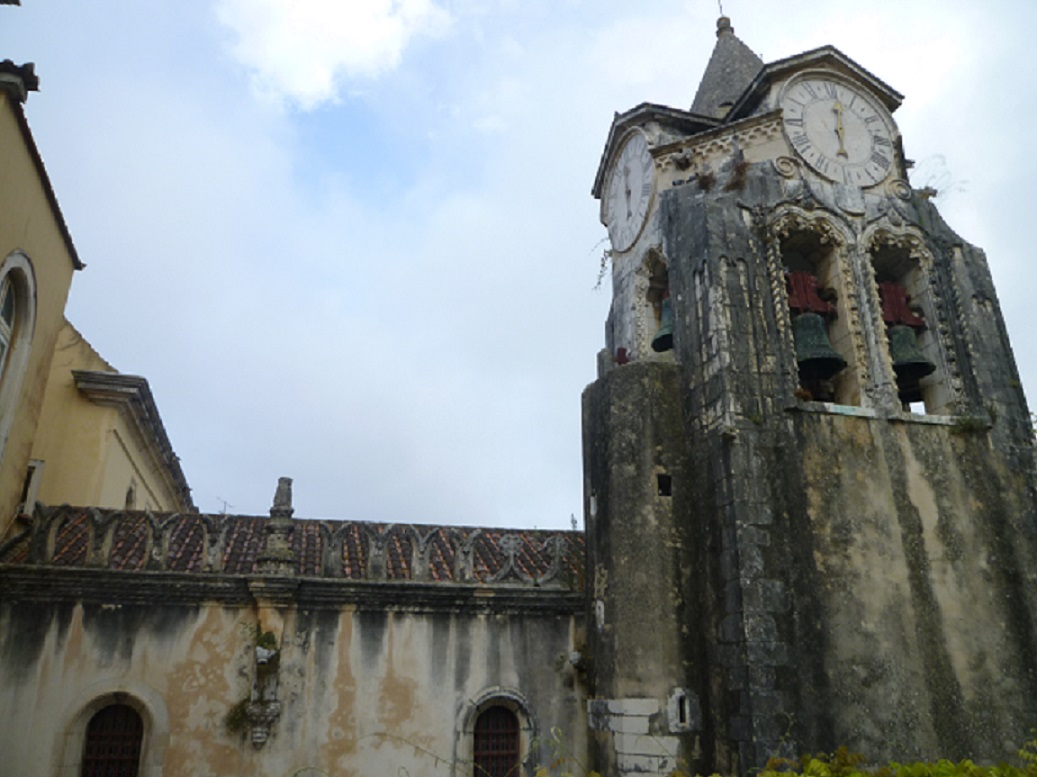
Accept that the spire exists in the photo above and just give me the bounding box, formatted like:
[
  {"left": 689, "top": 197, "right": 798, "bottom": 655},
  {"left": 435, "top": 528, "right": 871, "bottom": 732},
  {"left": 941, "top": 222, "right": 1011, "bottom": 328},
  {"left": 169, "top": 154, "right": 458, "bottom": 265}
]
[{"left": 690, "top": 16, "right": 764, "bottom": 119}]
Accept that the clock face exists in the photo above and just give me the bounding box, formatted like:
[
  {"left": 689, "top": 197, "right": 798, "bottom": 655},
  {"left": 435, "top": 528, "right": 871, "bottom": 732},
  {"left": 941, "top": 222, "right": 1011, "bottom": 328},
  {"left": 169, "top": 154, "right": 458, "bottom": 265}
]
[
  {"left": 605, "top": 132, "right": 654, "bottom": 252},
  {"left": 781, "top": 76, "right": 897, "bottom": 188}
]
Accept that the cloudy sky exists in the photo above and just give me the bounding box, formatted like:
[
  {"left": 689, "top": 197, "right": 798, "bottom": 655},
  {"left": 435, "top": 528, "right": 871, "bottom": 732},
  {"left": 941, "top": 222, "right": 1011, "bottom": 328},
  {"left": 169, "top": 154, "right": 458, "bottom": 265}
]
[{"left": 3, "top": 1, "right": 1035, "bottom": 527}]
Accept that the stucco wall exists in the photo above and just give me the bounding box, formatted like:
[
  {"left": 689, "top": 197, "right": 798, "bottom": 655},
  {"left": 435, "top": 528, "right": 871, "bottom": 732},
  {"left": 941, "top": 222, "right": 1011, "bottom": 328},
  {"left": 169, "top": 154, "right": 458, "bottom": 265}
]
[
  {"left": 31, "top": 322, "right": 187, "bottom": 511},
  {"left": 0, "top": 578, "right": 587, "bottom": 777},
  {"left": 0, "top": 93, "right": 78, "bottom": 533}
]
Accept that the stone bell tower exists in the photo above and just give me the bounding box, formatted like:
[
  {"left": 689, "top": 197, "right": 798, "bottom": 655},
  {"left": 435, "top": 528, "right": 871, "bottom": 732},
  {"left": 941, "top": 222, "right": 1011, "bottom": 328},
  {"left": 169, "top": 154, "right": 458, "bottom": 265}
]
[{"left": 583, "top": 17, "right": 1037, "bottom": 777}]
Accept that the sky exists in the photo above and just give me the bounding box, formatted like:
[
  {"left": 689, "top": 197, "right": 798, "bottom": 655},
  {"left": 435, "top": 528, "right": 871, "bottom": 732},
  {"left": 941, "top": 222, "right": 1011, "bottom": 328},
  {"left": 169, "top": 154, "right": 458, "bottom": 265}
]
[{"left": 2, "top": 1, "right": 1035, "bottom": 528}]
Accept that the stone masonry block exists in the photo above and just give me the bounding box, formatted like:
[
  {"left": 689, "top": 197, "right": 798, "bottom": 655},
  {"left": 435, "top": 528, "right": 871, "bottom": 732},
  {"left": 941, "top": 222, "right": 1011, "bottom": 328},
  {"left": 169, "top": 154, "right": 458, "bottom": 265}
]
[
  {"left": 744, "top": 613, "right": 777, "bottom": 642},
  {"left": 607, "top": 698, "right": 660, "bottom": 716},
  {"left": 610, "top": 714, "right": 651, "bottom": 735},
  {"left": 747, "top": 640, "right": 788, "bottom": 666},
  {"left": 617, "top": 752, "right": 677, "bottom": 776},
  {"left": 742, "top": 579, "right": 788, "bottom": 614},
  {"left": 615, "top": 732, "right": 679, "bottom": 758}
]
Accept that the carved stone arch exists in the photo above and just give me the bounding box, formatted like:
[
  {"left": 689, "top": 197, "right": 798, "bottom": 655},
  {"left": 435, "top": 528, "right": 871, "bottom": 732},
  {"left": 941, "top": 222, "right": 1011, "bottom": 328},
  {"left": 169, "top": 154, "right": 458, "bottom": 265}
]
[
  {"left": 454, "top": 686, "right": 540, "bottom": 777},
  {"left": 768, "top": 204, "right": 853, "bottom": 251},
  {"left": 767, "top": 205, "right": 866, "bottom": 405},
  {"left": 861, "top": 223, "right": 963, "bottom": 414},
  {"left": 632, "top": 245, "right": 671, "bottom": 358},
  {"left": 861, "top": 223, "right": 932, "bottom": 265},
  {"left": 53, "top": 680, "right": 170, "bottom": 777}
]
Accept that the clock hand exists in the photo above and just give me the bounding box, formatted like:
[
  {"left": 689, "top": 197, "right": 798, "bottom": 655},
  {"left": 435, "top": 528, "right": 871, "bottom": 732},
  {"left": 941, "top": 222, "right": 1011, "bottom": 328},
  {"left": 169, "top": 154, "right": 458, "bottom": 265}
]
[
  {"left": 623, "top": 164, "right": 633, "bottom": 219},
  {"left": 833, "top": 102, "right": 848, "bottom": 158}
]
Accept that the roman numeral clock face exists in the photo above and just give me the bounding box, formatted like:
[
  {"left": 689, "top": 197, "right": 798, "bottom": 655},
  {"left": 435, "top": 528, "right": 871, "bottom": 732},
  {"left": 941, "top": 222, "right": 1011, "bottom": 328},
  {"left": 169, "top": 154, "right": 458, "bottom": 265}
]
[
  {"left": 605, "top": 132, "right": 654, "bottom": 253},
  {"left": 781, "top": 77, "right": 897, "bottom": 188}
]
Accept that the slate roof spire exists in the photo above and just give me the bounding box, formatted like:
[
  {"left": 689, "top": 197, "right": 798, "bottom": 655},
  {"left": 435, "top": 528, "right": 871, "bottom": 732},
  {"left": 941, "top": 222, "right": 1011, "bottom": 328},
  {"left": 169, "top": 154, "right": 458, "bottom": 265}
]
[{"left": 690, "top": 16, "right": 764, "bottom": 119}]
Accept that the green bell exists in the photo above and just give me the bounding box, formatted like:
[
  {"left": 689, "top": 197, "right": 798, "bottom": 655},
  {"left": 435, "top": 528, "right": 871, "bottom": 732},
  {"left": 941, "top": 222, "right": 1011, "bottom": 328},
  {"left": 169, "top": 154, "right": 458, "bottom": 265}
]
[
  {"left": 792, "top": 312, "right": 847, "bottom": 381},
  {"left": 651, "top": 297, "right": 674, "bottom": 353},
  {"left": 888, "top": 324, "right": 935, "bottom": 402}
]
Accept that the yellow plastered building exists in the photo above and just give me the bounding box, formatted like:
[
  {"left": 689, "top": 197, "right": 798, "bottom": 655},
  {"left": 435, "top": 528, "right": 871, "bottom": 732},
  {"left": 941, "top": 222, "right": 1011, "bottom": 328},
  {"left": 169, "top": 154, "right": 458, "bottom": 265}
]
[{"left": 0, "top": 62, "right": 81, "bottom": 536}]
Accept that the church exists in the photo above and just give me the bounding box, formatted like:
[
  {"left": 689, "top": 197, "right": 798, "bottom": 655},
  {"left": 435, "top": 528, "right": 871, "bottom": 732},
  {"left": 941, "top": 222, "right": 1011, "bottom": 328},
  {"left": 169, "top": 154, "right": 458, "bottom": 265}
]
[{"left": 1, "top": 15, "right": 1036, "bottom": 777}]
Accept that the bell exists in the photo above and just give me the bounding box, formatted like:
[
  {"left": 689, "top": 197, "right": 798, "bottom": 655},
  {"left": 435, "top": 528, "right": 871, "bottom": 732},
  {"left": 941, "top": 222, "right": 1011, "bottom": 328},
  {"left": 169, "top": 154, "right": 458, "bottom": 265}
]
[
  {"left": 651, "top": 297, "right": 674, "bottom": 352},
  {"left": 792, "top": 312, "right": 847, "bottom": 381},
  {"left": 888, "top": 324, "right": 935, "bottom": 401}
]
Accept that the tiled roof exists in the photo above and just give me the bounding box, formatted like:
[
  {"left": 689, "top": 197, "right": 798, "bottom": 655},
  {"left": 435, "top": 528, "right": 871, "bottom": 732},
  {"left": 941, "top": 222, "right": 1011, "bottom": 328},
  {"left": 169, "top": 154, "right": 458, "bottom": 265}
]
[{"left": 0, "top": 505, "right": 585, "bottom": 588}]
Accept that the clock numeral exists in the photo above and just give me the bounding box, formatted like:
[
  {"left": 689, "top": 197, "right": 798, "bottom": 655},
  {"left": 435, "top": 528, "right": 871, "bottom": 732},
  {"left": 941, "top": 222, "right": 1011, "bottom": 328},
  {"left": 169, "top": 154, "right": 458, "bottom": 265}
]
[
  {"left": 873, "top": 135, "right": 892, "bottom": 148},
  {"left": 641, "top": 182, "right": 652, "bottom": 196},
  {"left": 785, "top": 117, "right": 803, "bottom": 127},
  {"left": 791, "top": 132, "right": 811, "bottom": 149},
  {"left": 870, "top": 151, "right": 891, "bottom": 170},
  {"left": 864, "top": 114, "right": 881, "bottom": 125},
  {"left": 802, "top": 82, "right": 819, "bottom": 99},
  {"left": 815, "top": 154, "right": 831, "bottom": 175},
  {"left": 822, "top": 81, "right": 838, "bottom": 99}
]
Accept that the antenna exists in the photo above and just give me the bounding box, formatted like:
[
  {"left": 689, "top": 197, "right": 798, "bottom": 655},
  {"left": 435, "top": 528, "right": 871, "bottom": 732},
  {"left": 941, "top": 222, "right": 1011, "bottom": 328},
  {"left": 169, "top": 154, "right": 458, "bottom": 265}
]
[
  {"left": 216, "top": 496, "right": 234, "bottom": 515},
  {"left": 718, "top": 0, "right": 724, "bottom": 15}
]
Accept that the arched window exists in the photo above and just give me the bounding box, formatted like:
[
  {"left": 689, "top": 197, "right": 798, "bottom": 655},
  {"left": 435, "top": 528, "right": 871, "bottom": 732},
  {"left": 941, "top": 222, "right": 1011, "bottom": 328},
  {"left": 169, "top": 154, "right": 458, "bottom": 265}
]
[
  {"left": 0, "top": 274, "right": 15, "bottom": 372},
  {"left": 81, "top": 704, "right": 143, "bottom": 777},
  {"left": 0, "top": 252, "right": 37, "bottom": 462},
  {"left": 473, "top": 705, "right": 520, "bottom": 777}
]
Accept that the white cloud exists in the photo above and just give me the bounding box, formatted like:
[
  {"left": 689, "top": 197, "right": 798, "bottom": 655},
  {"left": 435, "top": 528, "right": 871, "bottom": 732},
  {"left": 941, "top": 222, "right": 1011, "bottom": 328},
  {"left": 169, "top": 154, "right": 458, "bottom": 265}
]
[{"left": 215, "top": 0, "right": 451, "bottom": 108}]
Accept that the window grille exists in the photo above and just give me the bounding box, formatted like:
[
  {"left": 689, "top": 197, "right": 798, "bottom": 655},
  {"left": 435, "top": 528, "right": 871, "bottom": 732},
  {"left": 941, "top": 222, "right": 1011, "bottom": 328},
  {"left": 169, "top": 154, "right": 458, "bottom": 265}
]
[
  {"left": 81, "top": 704, "right": 143, "bottom": 777},
  {"left": 473, "top": 705, "right": 520, "bottom": 777}
]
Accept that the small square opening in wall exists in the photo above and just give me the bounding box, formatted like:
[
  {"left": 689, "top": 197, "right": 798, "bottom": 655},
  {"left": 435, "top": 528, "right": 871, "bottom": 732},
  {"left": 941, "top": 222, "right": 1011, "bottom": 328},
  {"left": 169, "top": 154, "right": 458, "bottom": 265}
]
[{"left": 656, "top": 473, "right": 672, "bottom": 497}]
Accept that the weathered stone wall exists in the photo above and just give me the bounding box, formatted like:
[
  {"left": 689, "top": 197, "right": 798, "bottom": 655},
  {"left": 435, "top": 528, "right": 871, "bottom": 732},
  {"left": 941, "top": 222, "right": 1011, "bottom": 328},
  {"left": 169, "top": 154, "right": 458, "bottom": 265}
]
[
  {"left": 585, "top": 147, "right": 1037, "bottom": 774},
  {"left": 582, "top": 362, "right": 704, "bottom": 777},
  {"left": 0, "top": 570, "right": 587, "bottom": 777},
  {"left": 785, "top": 412, "right": 1037, "bottom": 759}
]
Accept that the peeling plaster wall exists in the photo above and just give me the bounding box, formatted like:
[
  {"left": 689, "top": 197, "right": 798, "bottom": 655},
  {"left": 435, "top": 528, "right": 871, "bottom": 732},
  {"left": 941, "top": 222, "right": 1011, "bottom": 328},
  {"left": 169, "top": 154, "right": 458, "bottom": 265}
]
[{"left": 0, "top": 593, "right": 587, "bottom": 777}]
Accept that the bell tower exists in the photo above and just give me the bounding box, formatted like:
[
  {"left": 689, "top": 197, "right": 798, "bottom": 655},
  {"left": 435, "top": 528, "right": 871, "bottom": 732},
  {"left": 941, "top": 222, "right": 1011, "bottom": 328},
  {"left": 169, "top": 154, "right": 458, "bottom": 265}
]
[{"left": 583, "top": 17, "right": 1037, "bottom": 777}]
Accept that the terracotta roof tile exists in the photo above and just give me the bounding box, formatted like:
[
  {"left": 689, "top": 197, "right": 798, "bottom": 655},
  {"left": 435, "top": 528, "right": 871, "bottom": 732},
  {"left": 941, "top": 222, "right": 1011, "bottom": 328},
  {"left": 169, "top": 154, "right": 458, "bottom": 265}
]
[
  {"left": 167, "top": 516, "right": 206, "bottom": 571},
  {"left": 52, "top": 513, "right": 89, "bottom": 566},
  {"left": 1, "top": 505, "right": 585, "bottom": 589},
  {"left": 222, "top": 517, "right": 264, "bottom": 573},
  {"left": 109, "top": 513, "right": 149, "bottom": 571}
]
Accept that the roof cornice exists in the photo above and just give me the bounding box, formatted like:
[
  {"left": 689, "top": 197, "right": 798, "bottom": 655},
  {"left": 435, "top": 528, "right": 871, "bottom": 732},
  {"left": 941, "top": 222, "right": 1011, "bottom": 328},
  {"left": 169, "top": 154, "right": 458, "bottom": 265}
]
[
  {"left": 726, "top": 45, "right": 903, "bottom": 121},
  {"left": 592, "top": 103, "right": 719, "bottom": 199},
  {"left": 2, "top": 74, "right": 84, "bottom": 271},
  {"left": 73, "top": 370, "right": 194, "bottom": 511}
]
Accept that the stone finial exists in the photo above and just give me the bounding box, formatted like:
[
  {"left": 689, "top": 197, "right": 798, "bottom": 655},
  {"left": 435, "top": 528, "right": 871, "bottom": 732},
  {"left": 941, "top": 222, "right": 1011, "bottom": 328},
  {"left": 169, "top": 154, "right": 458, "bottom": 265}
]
[
  {"left": 270, "top": 477, "right": 294, "bottom": 519},
  {"left": 0, "top": 60, "right": 39, "bottom": 103},
  {"left": 717, "top": 16, "right": 733, "bottom": 37},
  {"left": 257, "top": 476, "right": 295, "bottom": 576}
]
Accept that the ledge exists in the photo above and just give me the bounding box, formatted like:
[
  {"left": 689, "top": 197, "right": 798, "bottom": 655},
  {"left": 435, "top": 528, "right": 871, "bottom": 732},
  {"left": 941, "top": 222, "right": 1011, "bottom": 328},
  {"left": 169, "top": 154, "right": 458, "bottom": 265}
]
[
  {"left": 0, "top": 564, "right": 585, "bottom": 615},
  {"left": 785, "top": 401, "right": 992, "bottom": 429}
]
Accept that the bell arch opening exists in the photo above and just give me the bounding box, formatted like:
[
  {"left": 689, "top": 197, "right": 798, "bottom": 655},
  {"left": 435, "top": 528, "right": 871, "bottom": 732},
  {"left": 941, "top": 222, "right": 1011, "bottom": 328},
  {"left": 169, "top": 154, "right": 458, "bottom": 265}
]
[
  {"left": 868, "top": 236, "right": 948, "bottom": 415},
  {"left": 644, "top": 251, "right": 673, "bottom": 354},
  {"left": 779, "top": 229, "right": 859, "bottom": 405}
]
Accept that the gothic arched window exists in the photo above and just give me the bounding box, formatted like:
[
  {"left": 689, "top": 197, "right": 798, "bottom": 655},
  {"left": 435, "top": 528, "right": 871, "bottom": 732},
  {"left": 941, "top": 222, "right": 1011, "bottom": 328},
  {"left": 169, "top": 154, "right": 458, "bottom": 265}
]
[
  {"left": 81, "top": 703, "right": 143, "bottom": 777},
  {"left": 0, "top": 252, "right": 37, "bottom": 462},
  {"left": 473, "top": 704, "right": 520, "bottom": 777}
]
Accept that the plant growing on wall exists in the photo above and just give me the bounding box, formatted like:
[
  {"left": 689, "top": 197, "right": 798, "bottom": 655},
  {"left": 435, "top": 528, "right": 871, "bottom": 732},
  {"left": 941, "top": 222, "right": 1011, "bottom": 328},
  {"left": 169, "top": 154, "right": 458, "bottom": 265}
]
[{"left": 224, "top": 621, "right": 282, "bottom": 748}]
